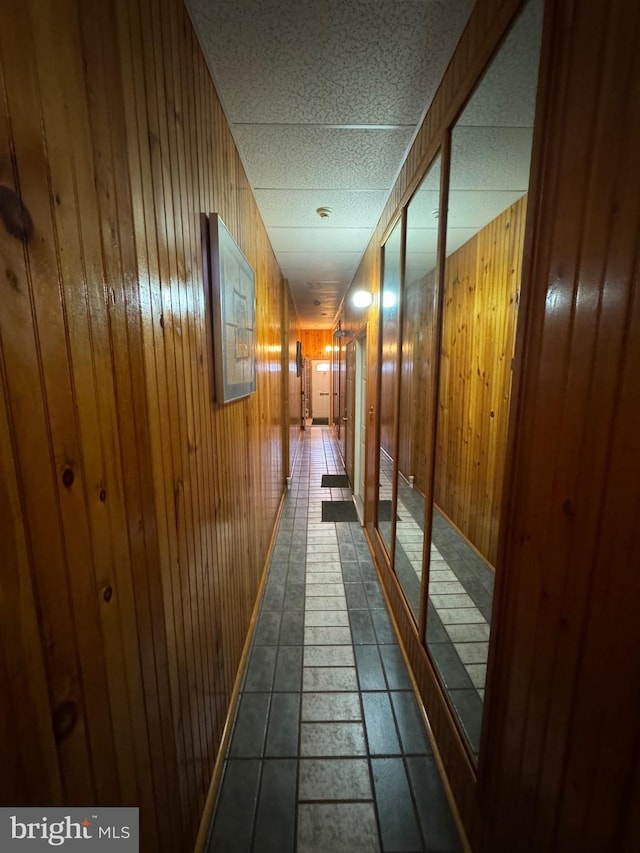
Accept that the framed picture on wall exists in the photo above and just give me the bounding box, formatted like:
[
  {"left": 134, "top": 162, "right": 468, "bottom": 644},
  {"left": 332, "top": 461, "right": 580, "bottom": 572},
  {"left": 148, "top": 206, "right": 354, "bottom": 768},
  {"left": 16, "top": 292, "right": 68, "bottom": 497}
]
[{"left": 202, "top": 213, "right": 256, "bottom": 404}]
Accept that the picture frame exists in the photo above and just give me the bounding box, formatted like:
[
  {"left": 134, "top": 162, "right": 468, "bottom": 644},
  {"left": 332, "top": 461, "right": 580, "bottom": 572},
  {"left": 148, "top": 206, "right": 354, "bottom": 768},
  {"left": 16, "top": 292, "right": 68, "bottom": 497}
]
[{"left": 202, "top": 213, "right": 256, "bottom": 404}]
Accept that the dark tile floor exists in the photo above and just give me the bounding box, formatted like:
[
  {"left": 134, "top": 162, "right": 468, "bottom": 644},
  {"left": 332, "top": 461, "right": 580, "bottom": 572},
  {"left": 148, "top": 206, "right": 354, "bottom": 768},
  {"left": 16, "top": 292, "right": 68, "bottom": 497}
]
[
  {"left": 206, "top": 427, "right": 463, "bottom": 852},
  {"left": 386, "top": 464, "right": 495, "bottom": 753}
]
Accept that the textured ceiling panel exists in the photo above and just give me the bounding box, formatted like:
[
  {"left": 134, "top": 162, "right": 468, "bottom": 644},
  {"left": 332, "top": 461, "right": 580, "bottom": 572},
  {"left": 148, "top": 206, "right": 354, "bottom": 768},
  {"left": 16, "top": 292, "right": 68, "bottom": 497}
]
[
  {"left": 406, "top": 188, "right": 441, "bottom": 229},
  {"left": 233, "top": 126, "right": 415, "bottom": 190},
  {"left": 254, "top": 189, "right": 388, "bottom": 228},
  {"left": 269, "top": 227, "right": 373, "bottom": 254},
  {"left": 186, "top": 0, "right": 474, "bottom": 125},
  {"left": 406, "top": 229, "right": 439, "bottom": 255},
  {"left": 445, "top": 227, "right": 484, "bottom": 255},
  {"left": 447, "top": 190, "right": 526, "bottom": 228},
  {"left": 450, "top": 127, "right": 534, "bottom": 191},
  {"left": 457, "top": 0, "right": 543, "bottom": 127},
  {"left": 405, "top": 253, "right": 438, "bottom": 284},
  {"left": 282, "top": 272, "right": 355, "bottom": 290},
  {"left": 185, "top": 0, "right": 542, "bottom": 327}
]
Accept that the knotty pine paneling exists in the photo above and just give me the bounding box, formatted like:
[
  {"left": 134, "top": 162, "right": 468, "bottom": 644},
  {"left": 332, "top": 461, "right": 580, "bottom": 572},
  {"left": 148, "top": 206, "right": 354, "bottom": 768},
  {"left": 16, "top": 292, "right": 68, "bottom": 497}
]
[
  {"left": 300, "top": 327, "right": 333, "bottom": 360},
  {"left": 482, "top": 0, "right": 640, "bottom": 849},
  {"left": 435, "top": 196, "right": 526, "bottom": 567},
  {"left": 0, "top": 0, "right": 287, "bottom": 850},
  {"left": 398, "top": 266, "right": 438, "bottom": 496}
]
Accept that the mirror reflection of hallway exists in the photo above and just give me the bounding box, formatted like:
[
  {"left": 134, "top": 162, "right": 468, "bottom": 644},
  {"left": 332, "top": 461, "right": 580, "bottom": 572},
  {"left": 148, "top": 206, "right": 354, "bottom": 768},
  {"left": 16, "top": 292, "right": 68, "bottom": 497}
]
[
  {"left": 376, "top": 218, "right": 402, "bottom": 554},
  {"left": 425, "top": 0, "right": 543, "bottom": 755},
  {"left": 392, "top": 154, "right": 442, "bottom": 624},
  {"left": 310, "top": 359, "right": 331, "bottom": 424}
]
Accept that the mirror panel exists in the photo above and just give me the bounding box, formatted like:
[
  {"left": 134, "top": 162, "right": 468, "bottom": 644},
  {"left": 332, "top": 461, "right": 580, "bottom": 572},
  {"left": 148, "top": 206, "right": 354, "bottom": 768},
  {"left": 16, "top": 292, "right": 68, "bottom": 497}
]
[
  {"left": 392, "top": 155, "right": 442, "bottom": 621},
  {"left": 376, "top": 217, "right": 402, "bottom": 554},
  {"left": 425, "top": 0, "right": 543, "bottom": 754}
]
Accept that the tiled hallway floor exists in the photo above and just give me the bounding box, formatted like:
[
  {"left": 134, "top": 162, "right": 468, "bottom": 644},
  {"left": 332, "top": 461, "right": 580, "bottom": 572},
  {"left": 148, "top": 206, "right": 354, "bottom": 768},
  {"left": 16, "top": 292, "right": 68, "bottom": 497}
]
[{"left": 206, "top": 427, "right": 463, "bottom": 853}]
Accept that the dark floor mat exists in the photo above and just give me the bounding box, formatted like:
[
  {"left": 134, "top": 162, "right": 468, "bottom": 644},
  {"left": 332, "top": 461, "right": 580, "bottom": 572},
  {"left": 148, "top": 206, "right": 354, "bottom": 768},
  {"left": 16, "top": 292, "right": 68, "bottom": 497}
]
[
  {"left": 321, "top": 474, "right": 350, "bottom": 488},
  {"left": 312, "top": 417, "right": 329, "bottom": 425},
  {"left": 378, "top": 500, "right": 399, "bottom": 522},
  {"left": 321, "top": 500, "right": 359, "bottom": 522}
]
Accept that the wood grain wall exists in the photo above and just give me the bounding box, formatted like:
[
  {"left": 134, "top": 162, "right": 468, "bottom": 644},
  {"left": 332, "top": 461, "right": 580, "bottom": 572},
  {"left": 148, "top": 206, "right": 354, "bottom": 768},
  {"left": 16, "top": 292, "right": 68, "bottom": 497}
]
[
  {"left": 398, "top": 268, "right": 438, "bottom": 497},
  {"left": 434, "top": 196, "right": 526, "bottom": 566},
  {"left": 0, "top": 0, "right": 287, "bottom": 850},
  {"left": 482, "top": 0, "right": 640, "bottom": 848},
  {"left": 300, "top": 328, "right": 333, "bottom": 360}
]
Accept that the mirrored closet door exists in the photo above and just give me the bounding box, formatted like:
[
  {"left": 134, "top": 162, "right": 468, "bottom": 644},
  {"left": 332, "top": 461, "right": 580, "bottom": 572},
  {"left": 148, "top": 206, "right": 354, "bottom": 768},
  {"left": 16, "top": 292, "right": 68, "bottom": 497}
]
[
  {"left": 424, "top": 0, "right": 544, "bottom": 754},
  {"left": 376, "top": 217, "right": 403, "bottom": 556},
  {"left": 391, "top": 155, "right": 442, "bottom": 622}
]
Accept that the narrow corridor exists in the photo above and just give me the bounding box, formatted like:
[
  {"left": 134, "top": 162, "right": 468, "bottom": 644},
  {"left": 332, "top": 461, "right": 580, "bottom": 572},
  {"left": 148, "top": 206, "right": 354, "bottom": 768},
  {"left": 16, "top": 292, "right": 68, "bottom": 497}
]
[{"left": 206, "top": 427, "right": 463, "bottom": 852}]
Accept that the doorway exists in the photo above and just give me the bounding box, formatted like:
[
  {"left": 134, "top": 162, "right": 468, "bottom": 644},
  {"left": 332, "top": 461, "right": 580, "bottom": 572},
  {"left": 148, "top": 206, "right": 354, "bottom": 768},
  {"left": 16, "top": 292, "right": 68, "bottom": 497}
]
[{"left": 310, "top": 360, "right": 330, "bottom": 423}]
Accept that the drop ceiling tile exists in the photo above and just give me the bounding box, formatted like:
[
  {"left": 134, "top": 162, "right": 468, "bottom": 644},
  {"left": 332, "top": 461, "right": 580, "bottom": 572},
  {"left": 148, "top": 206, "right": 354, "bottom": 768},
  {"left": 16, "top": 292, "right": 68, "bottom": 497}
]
[
  {"left": 233, "top": 126, "right": 415, "bottom": 190},
  {"left": 278, "top": 252, "right": 362, "bottom": 274},
  {"left": 269, "top": 227, "right": 373, "bottom": 254},
  {"left": 254, "top": 189, "right": 388, "bottom": 228},
  {"left": 447, "top": 190, "right": 526, "bottom": 229},
  {"left": 186, "top": 0, "right": 474, "bottom": 125},
  {"left": 405, "top": 253, "right": 438, "bottom": 285},
  {"left": 457, "top": 0, "right": 543, "bottom": 128},
  {"left": 406, "top": 189, "right": 441, "bottom": 228},
  {"left": 449, "top": 127, "right": 534, "bottom": 192},
  {"left": 282, "top": 270, "right": 354, "bottom": 287},
  {"left": 405, "top": 228, "right": 439, "bottom": 255},
  {"left": 445, "top": 227, "right": 482, "bottom": 255}
]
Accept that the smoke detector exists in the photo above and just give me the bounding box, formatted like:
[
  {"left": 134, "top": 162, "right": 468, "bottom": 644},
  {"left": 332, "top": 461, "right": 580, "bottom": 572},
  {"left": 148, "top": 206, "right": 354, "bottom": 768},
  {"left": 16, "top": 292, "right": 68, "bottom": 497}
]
[{"left": 316, "top": 206, "right": 332, "bottom": 219}]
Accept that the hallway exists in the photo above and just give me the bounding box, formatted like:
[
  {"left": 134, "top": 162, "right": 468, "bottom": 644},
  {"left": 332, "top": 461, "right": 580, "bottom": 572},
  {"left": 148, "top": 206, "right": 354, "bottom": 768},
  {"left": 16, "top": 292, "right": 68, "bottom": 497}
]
[{"left": 206, "top": 427, "right": 463, "bottom": 852}]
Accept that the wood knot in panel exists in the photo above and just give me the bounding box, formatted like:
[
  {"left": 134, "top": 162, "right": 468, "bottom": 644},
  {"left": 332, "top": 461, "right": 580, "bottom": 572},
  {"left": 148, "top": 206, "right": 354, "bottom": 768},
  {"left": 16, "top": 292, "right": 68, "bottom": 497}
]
[
  {"left": 62, "top": 467, "right": 75, "bottom": 488},
  {"left": 5, "top": 267, "right": 20, "bottom": 291},
  {"left": 52, "top": 699, "right": 78, "bottom": 743},
  {"left": 0, "top": 186, "right": 34, "bottom": 242}
]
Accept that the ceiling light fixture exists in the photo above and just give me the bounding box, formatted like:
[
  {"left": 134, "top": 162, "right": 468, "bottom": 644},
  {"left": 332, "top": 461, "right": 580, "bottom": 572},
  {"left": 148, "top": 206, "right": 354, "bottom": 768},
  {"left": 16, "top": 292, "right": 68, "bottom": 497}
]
[{"left": 352, "top": 290, "right": 373, "bottom": 309}]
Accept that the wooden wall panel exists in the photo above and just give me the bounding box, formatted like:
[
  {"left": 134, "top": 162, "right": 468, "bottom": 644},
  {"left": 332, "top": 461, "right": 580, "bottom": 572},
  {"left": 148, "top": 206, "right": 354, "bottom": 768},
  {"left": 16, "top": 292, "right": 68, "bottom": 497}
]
[
  {"left": 300, "top": 327, "right": 333, "bottom": 360},
  {"left": 435, "top": 196, "right": 526, "bottom": 566},
  {"left": 398, "top": 267, "right": 438, "bottom": 494},
  {"left": 0, "top": 0, "right": 287, "bottom": 849},
  {"left": 482, "top": 0, "right": 640, "bottom": 849}
]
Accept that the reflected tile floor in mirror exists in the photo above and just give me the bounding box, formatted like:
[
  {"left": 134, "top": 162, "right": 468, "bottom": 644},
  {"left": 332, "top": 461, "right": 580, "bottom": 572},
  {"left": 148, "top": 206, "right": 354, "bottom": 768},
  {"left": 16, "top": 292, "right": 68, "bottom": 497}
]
[
  {"left": 394, "top": 477, "right": 495, "bottom": 754},
  {"left": 206, "top": 427, "right": 463, "bottom": 853}
]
